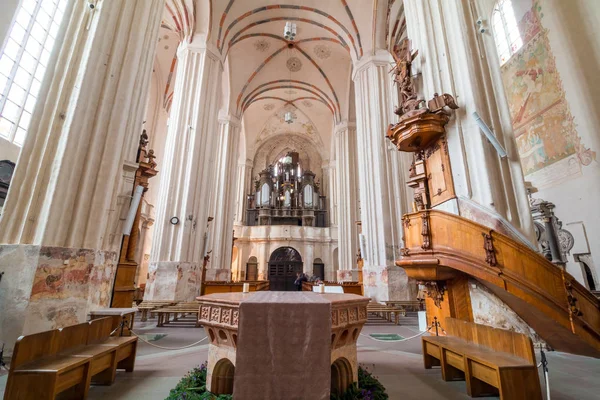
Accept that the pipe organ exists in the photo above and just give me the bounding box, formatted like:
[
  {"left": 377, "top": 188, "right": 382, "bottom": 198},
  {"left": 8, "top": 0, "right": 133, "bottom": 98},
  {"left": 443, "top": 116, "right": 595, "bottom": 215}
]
[{"left": 246, "top": 152, "right": 327, "bottom": 227}]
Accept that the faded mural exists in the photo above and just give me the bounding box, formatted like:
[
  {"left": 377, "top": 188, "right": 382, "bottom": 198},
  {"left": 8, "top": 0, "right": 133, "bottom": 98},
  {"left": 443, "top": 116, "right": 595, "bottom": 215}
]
[{"left": 500, "top": 2, "right": 595, "bottom": 187}]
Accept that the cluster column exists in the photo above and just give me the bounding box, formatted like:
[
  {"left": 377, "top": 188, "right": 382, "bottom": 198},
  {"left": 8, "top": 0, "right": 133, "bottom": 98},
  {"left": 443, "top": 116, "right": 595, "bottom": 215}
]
[
  {"left": 145, "top": 38, "right": 223, "bottom": 300},
  {"left": 0, "top": 0, "right": 164, "bottom": 353},
  {"left": 333, "top": 121, "right": 359, "bottom": 280},
  {"left": 352, "top": 52, "right": 413, "bottom": 301},
  {"left": 233, "top": 160, "right": 253, "bottom": 226},
  {"left": 206, "top": 114, "right": 241, "bottom": 281}
]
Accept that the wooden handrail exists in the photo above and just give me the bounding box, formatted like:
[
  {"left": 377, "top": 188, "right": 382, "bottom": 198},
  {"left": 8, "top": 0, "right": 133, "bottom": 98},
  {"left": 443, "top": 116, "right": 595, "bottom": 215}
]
[{"left": 398, "top": 210, "right": 600, "bottom": 358}]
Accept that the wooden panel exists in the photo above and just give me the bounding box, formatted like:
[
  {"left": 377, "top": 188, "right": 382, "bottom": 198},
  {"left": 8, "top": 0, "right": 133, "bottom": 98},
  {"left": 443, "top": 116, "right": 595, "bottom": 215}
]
[
  {"left": 425, "top": 137, "right": 455, "bottom": 207},
  {"left": 469, "top": 360, "right": 499, "bottom": 387},
  {"left": 88, "top": 317, "right": 114, "bottom": 344},
  {"left": 116, "top": 344, "right": 134, "bottom": 362},
  {"left": 56, "top": 365, "right": 87, "bottom": 393},
  {"left": 448, "top": 276, "right": 473, "bottom": 322},
  {"left": 90, "top": 353, "right": 114, "bottom": 375},
  {"left": 444, "top": 349, "right": 464, "bottom": 370},
  {"left": 56, "top": 323, "right": 89, "bottom": 352},
  {"left": 425, "top": 342, "right": 441, "bottom": 358}
]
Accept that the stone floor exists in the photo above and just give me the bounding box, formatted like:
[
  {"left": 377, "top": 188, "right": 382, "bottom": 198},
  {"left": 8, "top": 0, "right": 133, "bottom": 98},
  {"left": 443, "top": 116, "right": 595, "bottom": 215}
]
[{"left": 1, "top": 315, "right": 599, "bottom": 399}]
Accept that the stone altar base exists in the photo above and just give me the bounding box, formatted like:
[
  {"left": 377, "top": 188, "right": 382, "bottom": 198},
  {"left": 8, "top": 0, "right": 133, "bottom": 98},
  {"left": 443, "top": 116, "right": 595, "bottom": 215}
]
[
  {"left": 197, "top": 292, "right": 369, "bottom": 399},
  {"left": 0, "top": 244, "right": 117, "bottom": 355}
]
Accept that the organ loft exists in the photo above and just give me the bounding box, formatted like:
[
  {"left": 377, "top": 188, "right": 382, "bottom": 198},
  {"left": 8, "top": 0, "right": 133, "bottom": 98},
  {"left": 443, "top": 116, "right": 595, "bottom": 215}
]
[
  {"left": 247, "top": 152, "right": 327, "bottom": 227},
  {"left": 0, "top": 0, "right": 599, "bottom": 399}
]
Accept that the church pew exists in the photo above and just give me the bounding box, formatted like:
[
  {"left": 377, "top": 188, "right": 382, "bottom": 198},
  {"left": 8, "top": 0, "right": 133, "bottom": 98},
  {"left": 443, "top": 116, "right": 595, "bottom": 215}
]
[
  {"left": 366, "top": 303, "right": 405, "bottom": 324},
  {"left": 155, "top": 303, "right": 201, "bottom": 327},
  {"left": 4, "top": 328, "right": 92, "bottom": 399},
  {"left": 4, "top": 318, "right": 138, "bottom": 400},
  {"left": 384, "top": 300, "right": 422, "bottom": 311},
  {"left": 87, "top": 317, "right": 138, "bottom": 374},
  {"left": 136, "top": 300, "right": 177, "bottom": 321},
  {"left": 422, "top": 317, "right": 542, "bottom": 399}
]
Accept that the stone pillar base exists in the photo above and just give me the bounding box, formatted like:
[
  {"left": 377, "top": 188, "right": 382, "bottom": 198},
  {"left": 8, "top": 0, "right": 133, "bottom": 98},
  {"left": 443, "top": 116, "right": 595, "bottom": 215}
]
[
  {"left": 0, "top": 245, "right": 117, "bottom": 356},
  {"left": 336, "top": 269, "right": 359, "bottom": 282},
  {"left": 144, "top": 261, "right": 200, "bottom": 302},
  {"left": 205, "top": 268, "right": 232, "bottom": 281},
  {"left": 362, "top": 265, "right": 417, "bottom": 301}
]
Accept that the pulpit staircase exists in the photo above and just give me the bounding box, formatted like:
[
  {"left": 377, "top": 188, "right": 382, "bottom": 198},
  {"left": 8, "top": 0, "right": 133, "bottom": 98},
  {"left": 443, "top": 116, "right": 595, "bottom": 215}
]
[{"left": 397, "top": 210, "right": 600, "bottom": 358}]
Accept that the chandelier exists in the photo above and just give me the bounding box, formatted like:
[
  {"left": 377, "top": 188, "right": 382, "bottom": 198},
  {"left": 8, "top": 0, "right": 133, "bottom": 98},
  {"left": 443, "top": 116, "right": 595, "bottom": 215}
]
[
  {"left": 284, "top": 22, "right": 296, "bottom": 41},
  {"left": 284, "top": 111, "right": 294, "bottom": 124}
]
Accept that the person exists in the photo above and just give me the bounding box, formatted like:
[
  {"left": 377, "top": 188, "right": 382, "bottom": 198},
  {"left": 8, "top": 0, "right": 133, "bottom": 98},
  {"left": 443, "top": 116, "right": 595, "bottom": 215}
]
[
  {"left": 299, "top": 273, "right": 308, "bottom": 290},
  {"left": 294, "top": 272, "right": 302, "bottom": 291}
]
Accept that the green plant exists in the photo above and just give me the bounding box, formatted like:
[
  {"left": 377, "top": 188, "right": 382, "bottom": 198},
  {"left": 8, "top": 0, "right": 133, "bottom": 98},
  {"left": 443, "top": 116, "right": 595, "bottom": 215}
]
[
  {"left": 330, "top": 366, "right": 389, "bottom": 400},
  {"left": 167, "top": 363, "right": 386, "bottom": 400},
  {"left": 165, "top": 363, "right": 233, "bottom": 400}
]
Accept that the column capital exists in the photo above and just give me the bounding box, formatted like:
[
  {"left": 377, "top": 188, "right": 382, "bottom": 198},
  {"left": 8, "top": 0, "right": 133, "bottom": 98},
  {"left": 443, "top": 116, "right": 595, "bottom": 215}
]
[
  {"left": 178, "top": 35, "right": 223, "bottom": 65},
  {"left": 334, "top": 120, "right": 357, "bottom": 136},
  {"left": 352, "top": 50, "right": 394, "bottom": 81},
  {"left": 218, "top": 112, "right": 241, "bottom": 128}
]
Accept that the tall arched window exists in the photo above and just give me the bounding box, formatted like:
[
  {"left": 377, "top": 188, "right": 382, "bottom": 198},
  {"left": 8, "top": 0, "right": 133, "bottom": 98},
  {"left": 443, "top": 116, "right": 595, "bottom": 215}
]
[
  {"left": 492, "top": 0, "right": 523, "bottom": 65},
  {"left": 0, "top": 0, "right": 68, "bottom": 146}
]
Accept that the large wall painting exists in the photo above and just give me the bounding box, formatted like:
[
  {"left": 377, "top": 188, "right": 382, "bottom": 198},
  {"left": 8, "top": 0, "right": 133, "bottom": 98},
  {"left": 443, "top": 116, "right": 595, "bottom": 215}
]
[{"left": 500, "top": 4, "right": 595, "bottom": 188}]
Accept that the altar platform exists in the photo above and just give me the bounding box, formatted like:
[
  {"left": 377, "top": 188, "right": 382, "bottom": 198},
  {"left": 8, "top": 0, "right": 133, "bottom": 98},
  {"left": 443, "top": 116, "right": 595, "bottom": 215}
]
[{"left": 196, "top": 291, "right": 370, "bottom": 399}]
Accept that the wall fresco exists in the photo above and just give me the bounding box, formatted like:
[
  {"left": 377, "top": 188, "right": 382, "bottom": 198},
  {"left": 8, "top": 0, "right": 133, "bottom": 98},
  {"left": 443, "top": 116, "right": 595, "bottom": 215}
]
[
  {"left": 144, "top": 261, "right": 201, "bottom": 301},
  {"left": 500, "top": 5, "right": 595, "bottom": 184}
]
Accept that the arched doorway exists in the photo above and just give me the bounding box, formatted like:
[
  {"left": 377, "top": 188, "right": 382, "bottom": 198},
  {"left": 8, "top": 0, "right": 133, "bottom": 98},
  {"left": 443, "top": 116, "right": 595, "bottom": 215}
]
[
  {"left": 246, "top": 256, "right": 258, "bottom": 281},
  {"left": 313, "top": 258, "right": 325, "bottom": 281},
  {"left": 268, "top": 247, "right": 303, "bottom": 291}
]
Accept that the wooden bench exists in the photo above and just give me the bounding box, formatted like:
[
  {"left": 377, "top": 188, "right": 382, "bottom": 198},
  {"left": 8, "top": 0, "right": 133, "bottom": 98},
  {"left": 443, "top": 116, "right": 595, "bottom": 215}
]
[
  {"left": 367, "top": 303, "right": 405, "bottom": 324},
  {"left": 384, "top": 300, "right": 422, "bottom": 312},
  {"left": 4, "top": 317, "right": 138, "bottom": 400},
  {"left": 136, "top": 300, "right": 177, "bottom": 322},
  {"left": 155, "top": 303, "right": 201, "bottom": 327},
  {"left": 422, "top": 317, "right": 542, "bottom": 399}
]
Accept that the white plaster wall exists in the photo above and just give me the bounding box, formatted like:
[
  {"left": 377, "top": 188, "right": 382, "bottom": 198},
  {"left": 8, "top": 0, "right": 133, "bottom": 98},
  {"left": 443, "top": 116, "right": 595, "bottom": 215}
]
[
  {"left": 526, "top": 0, "right": 600, "bottom": 286},
  {"left": 0, "top": 137, "right": 20, "bottom": 163},
  {"left": 478, "top": 0, "right": 600, "bottom": 286},
  {"left": 0, "top": 0, "right": 19, "bottom": 51},
  {"left": 234, "top": 224, "right": 337, "bottom": 281}
]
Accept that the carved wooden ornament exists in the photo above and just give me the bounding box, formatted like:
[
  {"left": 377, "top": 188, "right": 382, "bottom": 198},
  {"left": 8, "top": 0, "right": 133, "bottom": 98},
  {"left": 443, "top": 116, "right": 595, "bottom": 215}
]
[{"left": 482, "top": 231, "right": 497, "bottom": 266}]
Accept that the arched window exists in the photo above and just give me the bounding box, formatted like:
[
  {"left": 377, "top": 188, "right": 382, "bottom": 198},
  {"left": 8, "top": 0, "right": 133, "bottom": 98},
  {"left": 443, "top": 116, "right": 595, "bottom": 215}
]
[
  {"left": 492, "top": 0, "right": 523, "bottom": 65},
  {"left": 0, "top": 0, "right": 68, "bottom": 146}
]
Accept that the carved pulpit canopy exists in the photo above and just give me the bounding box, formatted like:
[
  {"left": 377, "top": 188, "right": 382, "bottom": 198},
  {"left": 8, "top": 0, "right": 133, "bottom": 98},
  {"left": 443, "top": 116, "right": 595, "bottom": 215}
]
[{"left": 387, "top": 39, "right": 459, "bottom": 152}]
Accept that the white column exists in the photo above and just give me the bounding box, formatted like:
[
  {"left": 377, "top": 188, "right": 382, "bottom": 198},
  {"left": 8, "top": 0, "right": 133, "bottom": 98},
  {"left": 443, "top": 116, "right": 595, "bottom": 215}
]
[
  {"left": 352, "top": 51, "right": 410, "bottom": 301},
  {"left": 323, "top": 161, "right": 337, "bottom": 227},
  {"left": 334, "top": 121, "right": 359, "bottom": 275},
  {"left": 404, "top": 0, "right": 535, "bottom": 243},
  {"left": 150, "top": 38, "right": 223, "bottom": 266},
  {"left": 207, "top": 114, "right": 241, "bottom": 280},
  {"left": 234, "top": 160, "right": 252, "bottom": 225}
]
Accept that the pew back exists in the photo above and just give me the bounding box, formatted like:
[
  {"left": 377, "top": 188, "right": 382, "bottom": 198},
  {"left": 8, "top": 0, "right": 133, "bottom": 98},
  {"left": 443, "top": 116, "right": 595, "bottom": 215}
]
[
  {"left": 56, "top": 322, "right": 89, "bottom": 353},
  {"left": 10, "top": 330, "right": 58, "bottom": 369},
  {"left": 88, "top": 317, "right": 116, "bottom": 344},
  {"left": 445, "top": 317, "right": 535, "bottom": 364}
]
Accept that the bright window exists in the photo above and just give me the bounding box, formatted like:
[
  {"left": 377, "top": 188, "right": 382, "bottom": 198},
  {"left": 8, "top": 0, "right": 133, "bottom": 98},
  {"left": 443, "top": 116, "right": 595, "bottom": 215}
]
[
  {"left": 492, "top": 0, "right": 523, "bottom": 66},
  {"left": 0, "top": 0, "right": 67, "bottom": 146}
]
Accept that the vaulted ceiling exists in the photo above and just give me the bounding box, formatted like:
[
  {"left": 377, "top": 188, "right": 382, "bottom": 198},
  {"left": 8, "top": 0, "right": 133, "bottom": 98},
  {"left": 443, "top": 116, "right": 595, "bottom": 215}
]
[{"left": 155, "top": 0, "right": 407, "bottom": 162}]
